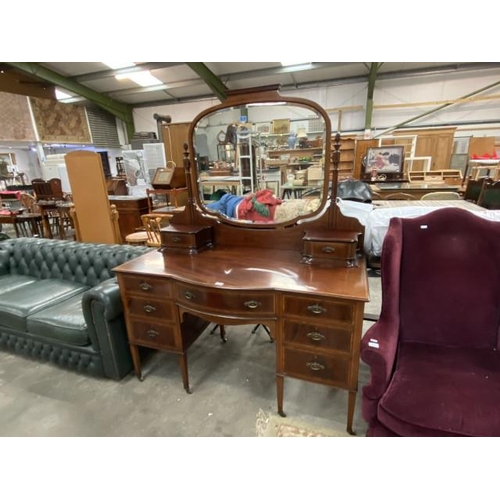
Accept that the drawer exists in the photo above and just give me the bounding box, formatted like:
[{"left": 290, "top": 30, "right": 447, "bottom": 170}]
[
  {"left": 283, "top": 348, "right": 349, "bottom": 387},
  {"left": 283, "top": 295, "right": 353, "bottom": 324},
  {"left": 127, "top": 296, "right": 175, "bottom": 320},
  {"left": 283, "top": 320, "right": 352, "bottom": 354},
  {"left": 119, "top": 274, "right": 172, "bottom": 298},
  {"left": 302, "top": 240, "right": 357, "bottom": 260},
  {"left": 128, "top": 318, "right": 177, "bottom": 349},
  {"left": 176, "top": 283, "right": 275, "bottom": 317}
]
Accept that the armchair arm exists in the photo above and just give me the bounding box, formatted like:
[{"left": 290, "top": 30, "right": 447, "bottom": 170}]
[
  {"left": 82, "top": 278, "right": 132, "bottom": 380},
  {"left": 361, "top": 319, "right": 400, "bottom": 400}
]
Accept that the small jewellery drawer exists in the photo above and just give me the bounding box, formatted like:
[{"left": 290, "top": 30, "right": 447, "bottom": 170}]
[
  {"left": 127, "top": 319, "right": 177, "bottom": 349},
  {"left": 302, "top": 240, "right": 356, "bottom": 260},
  {"left": 127, "top": 296, "right": 174, "bottom": 320},
  {"left": 283, "top": 295, "right": 353, "bottom": 324},
  {"left": 283, "top": 320, "right": 352, "bottom": 354},
  {"left": 119, "top": 274, "right": 171, "bottom": 298},
  {"left": 176, "top": 284, "right": 275, "bottom": 316},
  {"left": 283, "top": 348, "right": 349, "bottom": 387}
]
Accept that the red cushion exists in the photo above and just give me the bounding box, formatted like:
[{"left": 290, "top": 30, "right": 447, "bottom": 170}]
[{"left": 378, "top": 342, "right": 500, "bottom": 436}]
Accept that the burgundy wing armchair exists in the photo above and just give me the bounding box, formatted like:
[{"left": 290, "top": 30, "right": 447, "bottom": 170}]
[{"left": 361, "top": 207, "right": 500, "bottom": 436}]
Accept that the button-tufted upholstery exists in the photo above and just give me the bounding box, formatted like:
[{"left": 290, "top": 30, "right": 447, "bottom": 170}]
[{"left": 0, "top": 238, "right": 152, "bottom": 380}]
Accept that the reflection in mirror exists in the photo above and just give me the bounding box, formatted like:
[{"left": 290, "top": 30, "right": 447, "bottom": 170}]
[{"left": 193, "top": 102, "right": 327, "bottom": 224}]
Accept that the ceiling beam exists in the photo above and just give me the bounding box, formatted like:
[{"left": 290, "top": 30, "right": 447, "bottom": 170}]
[
  {"left": 4, "top": 62, "right": 135, "bottom": 140},
  {"left": 185, "top": 63, "right": 228, "bottom": 101}
]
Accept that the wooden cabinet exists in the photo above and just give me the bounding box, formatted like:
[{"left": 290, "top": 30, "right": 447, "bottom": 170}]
[
  {"left": 396, "top": 128, "right": 456, "bottom": 171},
  {"left": 108, "top": 195, "right": 149, "bottom": 242},
  {"left": 114, "top": 248, "right": 368, "bottom": 434},
  {"left": 116, "top": 272, "right": 208, "bottom": 392},
  {"left": 354, "top": 138, "right": 378, "bottom": 179},
  {"left": 336, "top": 135, "right": 356, "bottom": 178}
]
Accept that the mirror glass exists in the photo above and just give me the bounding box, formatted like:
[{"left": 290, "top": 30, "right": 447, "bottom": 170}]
[{"left": 192, "top": 102, "right": 328, "bottom": 225}]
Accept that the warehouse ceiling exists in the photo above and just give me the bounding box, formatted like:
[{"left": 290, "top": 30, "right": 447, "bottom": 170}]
[{"left": 2, "top": 62, "right": 500, "bottom": 109}]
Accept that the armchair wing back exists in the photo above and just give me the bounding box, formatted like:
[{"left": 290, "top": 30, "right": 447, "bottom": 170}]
[{"left": 361, "top": 207, "right": 500, "bottom": 436}]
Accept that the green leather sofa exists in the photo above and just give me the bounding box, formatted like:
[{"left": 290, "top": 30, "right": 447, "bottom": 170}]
[{"left": 0, "top": 238, "right": 152, "bottom": 380}]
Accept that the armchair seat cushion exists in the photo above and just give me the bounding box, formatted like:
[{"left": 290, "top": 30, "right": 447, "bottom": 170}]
[
  {"left": 27, "top": 293, "right": 89, "bottom": 346},
  {"left": 0, "top": 279, "right": 89, "bottom": 331},
  {"left": 378, "top": 342, "right": 500, "bottom": 437}
]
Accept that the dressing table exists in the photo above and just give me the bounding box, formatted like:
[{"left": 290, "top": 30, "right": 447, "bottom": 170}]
[{"left": 114, "top": 86, "right": 370, "bottom": 434}]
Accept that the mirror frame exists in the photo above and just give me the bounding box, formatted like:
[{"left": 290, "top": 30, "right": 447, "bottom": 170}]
[{"left": 187, "top": 85, "right": 332, "bottom": 228}]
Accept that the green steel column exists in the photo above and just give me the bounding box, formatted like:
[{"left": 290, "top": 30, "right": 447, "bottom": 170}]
[
  {"left": 364, "top": 63, "right": 379, "bottom": 131},
  {"left": 5, "top": 62, "right": 135, "bottom": 141},
  {"left": 186, "top": 63, "right": 228, "bottom": 101}
]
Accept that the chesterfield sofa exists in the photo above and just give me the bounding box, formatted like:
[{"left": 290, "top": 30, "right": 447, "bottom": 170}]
[{"left": 0, "top": 238, "right": 152, "bottom": 380}]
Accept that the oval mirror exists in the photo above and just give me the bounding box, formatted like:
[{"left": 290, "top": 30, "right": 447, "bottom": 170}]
[{"left": 189, "top": 87, "right": 331, "bottom": 227}]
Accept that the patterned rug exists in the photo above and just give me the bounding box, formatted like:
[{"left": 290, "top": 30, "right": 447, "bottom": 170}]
[{"left": 255, "top": 409, "right": 352, "bottom": 437}]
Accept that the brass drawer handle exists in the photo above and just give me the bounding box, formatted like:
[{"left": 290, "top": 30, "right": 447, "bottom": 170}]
[
  {"left": 322, "top": 246, "right": 335, "bottom": 253},
  {"left": 244, "top": 300, "right": 260, "bottom": 309},
  {"left": 171, "top": 236, "right": 181, "bottom": 243},
  {"left": 306, "top": 331, "right": 325, "bottom": 342},
  {"left": 306, "top": 361, "right": 325, "bottom": 371},
  {"left": 140, "top": 282, "right": 153, "bottom": 291},
  {"left": 143, "top": 304, "right": 157, "bottom": 313},
  {"left": 147, "top": 329, "right": 159, "bottom": 338},
  {"left": 184, "top": 291, "right": 195, "bottom": 300},
  {"left": 307, "top": 304, "right": 326, "bottom": 315}
]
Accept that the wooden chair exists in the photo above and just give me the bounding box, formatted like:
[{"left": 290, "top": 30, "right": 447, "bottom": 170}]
[
  {"left": 420, "top": 191, "right": 461, "bottom": 200},
  {"left": 477, "top": 180, "right": 500, "bottom": 209},
  {"left": 141, "top": 213, "right": 173, "bottom": 247},
  {"left": 125, "top": 213, "right": 172, "bottom": 246},
  {"left": 385, "top": 192, "right": 417, "bottom": 200},
  {"left": 16, "top": 192, "right": 44, "bottom": 237}
]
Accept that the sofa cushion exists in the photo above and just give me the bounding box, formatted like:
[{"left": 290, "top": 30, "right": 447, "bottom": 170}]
[
  {"left": 27, "top": 293, "right": 89, "bottom": 346},
  {"left": 0, "top": 279, "right": 89, "bottom": 332},
  {"left": 0, "top": 275, "right": 39, "bottom": 293},
  {"left": 378, "top": 342, "right": 500, "bottom": 437}
]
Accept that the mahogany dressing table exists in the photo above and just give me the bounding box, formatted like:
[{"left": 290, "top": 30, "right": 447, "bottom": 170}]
[{"left": 114, "top": 86, "right": 370, "bottom": 434}]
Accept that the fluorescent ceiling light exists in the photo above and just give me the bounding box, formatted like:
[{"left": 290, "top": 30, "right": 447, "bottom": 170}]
[
  {"left": 102, "top": 62, "right": 136, "bottom": 70},
  {"left": 281, "top": 62, "right": 310, "bottom": 67},
  {"left": 115, "top": 71, "right": 163, "bottom": 87},
  {"left": 55, "top": 89, "right": 72, "bottom": 100}
]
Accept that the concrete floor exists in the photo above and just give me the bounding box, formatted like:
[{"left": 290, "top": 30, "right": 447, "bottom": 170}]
[{"left": 0, "top": 276, "right": 381, "bottom": 437}]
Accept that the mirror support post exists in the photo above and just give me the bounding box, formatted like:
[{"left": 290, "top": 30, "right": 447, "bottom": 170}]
[{"left": 330, "top": 133, "right": 341, "bottom": 229}]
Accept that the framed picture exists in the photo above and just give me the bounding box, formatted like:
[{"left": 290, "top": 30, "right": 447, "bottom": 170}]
[
  {"left": 362, "top": 146, "right": 405, "bottom": 181},
  {"left": 272, "top": 119, "right": 290, "bottom": 135},
  {"left": 256, "top": 123, "right": 271, "bottom": 134}
]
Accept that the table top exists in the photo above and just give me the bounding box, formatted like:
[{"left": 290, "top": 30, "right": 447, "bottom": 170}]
[
  {"left": 373, "top": 182, "right": 459, "bottom": 191},
  {"left": 114, "top": 247, "right": 370, "bottom": 302},
  {"left": 372, "top": 199, "right": 487, "bottom": 211}
]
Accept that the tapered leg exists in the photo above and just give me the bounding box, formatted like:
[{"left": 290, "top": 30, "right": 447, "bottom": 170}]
[
  {"left": 130, "top": 344, "right": 143, "bottom": 381},
  {"left": 277, "top": 374, "right": 286, "bottom": 417},
  {"left": 179, "top": 353, "right": 191, "bottom": 394},
  {"left": 347, "top": 390, "right": 356, "bottom": 435}
]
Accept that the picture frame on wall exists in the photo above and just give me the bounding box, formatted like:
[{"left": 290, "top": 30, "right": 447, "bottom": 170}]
[
  {"left": 272, "top": 119, "right": 290, "bottom": 135},
  {"left": 256, "top": 123, "right": 271, "bottom": 134},
  {"left": 362, "top": 146, "right": 405, "bottom": 181}
]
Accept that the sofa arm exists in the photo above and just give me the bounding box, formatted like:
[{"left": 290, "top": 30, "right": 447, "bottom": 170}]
[
  {"left": 82, "top": 278, "right": 132, "bottom": 380},
  {"left": 360, "top": 318, "right": 400, "bottom": 403}
]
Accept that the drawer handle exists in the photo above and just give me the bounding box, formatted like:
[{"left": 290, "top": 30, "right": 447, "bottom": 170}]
[
  {"left": 306, "top": 331, "right": 325, "bottom": 342},
  {"left": 322, "top": 246, "right": 335, "bottom": 253},
  {"left": 306, "top": 361, "right": 325, "bottom": 371},
  {"left": 143, "top": 304, "right": 157, "bottom": 313},
  {"left": 307, "top": 304, "right": 326, "bottom": 315},
  {"left": 147, "top": 329, "right": 159, "bottom": 338},
  {"left": 184, "top": 291, "right": 195, "bottom": 300},
  {"left": 139, "top": 282, "right": 153, "bottom": 291},
  {"left": 171, "top": 236, "right": 181, "bottom": 243},
  {"left": 244, "top": 300, "right": 260, "bottom": 309}
]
